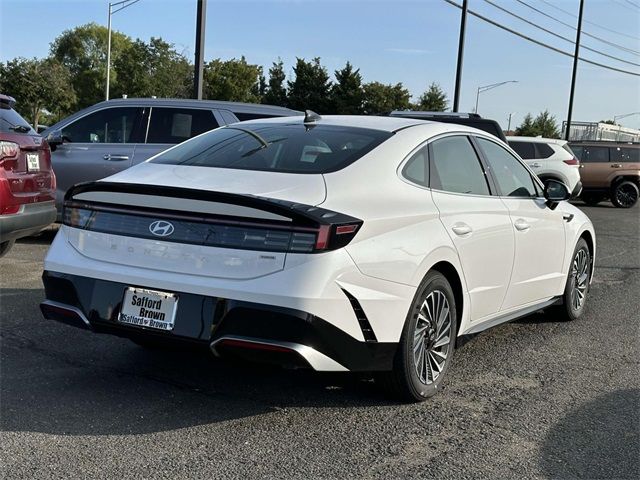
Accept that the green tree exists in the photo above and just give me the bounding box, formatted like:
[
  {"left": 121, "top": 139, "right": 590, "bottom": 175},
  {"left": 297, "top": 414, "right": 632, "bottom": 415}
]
[
  {"left": 51, "top": 22, "right": 132, "bottom": 108},
  {"left": 600, "top": 119, "right": 617, "bottom": 125},
  {"left": 287, "top": 57, "right": 333, "bottom": 113},
  {"left": 262, "top": 59, "right": 288, "bottom": 107},
  {"left": 330, "top": 62, "right": 364, "bottom": 114},
  {"left": 362, "top": 81, "right": 411, "bottom": 114},
  {"left": 0, "top": 57, "right": 76, "bottom": 128},
  {"left": 533, "top": 110, "right": 560, "bottom": 138},
  {"left": 515, "top": 110, "right": 560, "bottom": 138},
  {"left": 515, "top": 113, "right": 536, "bottom": 136},
  {"left": 203, "top": 57, "right": 263, "bottom": 103},
  {"left": 113, "top": 37, "right": 192, "bottom": 99},
  {"left": 416, "top": 82, "right": 448, "bottom": 111}
]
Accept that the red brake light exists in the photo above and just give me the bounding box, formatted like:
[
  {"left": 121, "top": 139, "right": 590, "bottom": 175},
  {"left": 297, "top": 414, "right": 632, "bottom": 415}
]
[
  {"left": 0, "top": 141, "right": 19, "bottom": 161},
  {"left": 563, "top": 158, "right": 580, "bottom": 166}
]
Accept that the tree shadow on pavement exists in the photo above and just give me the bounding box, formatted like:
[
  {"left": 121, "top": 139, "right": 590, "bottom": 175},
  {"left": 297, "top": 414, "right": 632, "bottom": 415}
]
[
  {"left": 539, "top": 389, "right": 639, "bottom": 479},
  {"left": 0, "top": 288, "right": 392, "bottom": 437}
]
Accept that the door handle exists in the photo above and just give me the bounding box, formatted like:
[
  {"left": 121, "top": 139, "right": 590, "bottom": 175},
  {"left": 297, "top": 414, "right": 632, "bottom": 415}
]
[
  {"left": 514, "top": 219, "right": 530, "bottom": 231},
  {"left": 103, "top": 154, "right": 129, "bottom": 161},
  {"left": 611, "top": 163, "right": 622, "bottom": 168},
  {"left": 451, "top": 223, "right": 473, "bottom": 236},
  {"left": 530, "top": 162, "right": 541, "bottom": 168}
]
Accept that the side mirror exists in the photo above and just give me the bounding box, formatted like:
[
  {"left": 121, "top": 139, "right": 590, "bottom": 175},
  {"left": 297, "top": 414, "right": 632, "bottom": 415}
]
[
  {"left": 45, "top": 130, "right": 64, "bottom": 151},
  {"left": 544, "top": 179, "right": 570, "bottom": 209}
]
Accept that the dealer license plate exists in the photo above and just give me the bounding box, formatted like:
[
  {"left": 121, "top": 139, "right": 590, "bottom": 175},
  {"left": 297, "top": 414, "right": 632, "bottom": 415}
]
[
  {"left": 26, "top": 153, "right": 40, "bottom": 171},
  {"left": 118, "top": 287, "right": 178, "bottom": 331}
]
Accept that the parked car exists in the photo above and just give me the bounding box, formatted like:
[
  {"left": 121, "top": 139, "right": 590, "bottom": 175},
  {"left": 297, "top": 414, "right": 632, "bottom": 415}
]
[
  {"left": 41, "top": 113, "right": 595, "bottom": 402},
  {"left": 569, "top": 141, "right": 640, "bottom": 208},
  {"left": 0, "top": 94, "right": 56, "bottom": 257},
  {"left": 388, "top": 111, "right": 508, "bottom": 142},
  {"left": 507, "top": 136, "right": 582, "bottom": 197},
  {"left": 41, "top": 98, "right": 302, "bottom": 217}
]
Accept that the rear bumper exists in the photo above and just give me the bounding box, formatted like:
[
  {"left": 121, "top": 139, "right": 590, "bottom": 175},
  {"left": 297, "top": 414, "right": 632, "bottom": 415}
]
[
  {"left": 41, "top": 270, "right": 398, "bottom": 372},
  {"left": 0, "top": 201, "right": 56, "bottom": 242}
]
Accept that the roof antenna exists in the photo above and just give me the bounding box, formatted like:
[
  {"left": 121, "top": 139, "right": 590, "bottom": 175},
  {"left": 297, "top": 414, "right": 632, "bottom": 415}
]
[{"left": 304, "top": 110, "right": 322, "bottom": 123}]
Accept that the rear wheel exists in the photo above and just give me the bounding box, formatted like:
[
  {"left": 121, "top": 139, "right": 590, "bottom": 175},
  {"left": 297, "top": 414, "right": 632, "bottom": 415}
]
[
  {"left": 581, "top": 192, "right": 604, "bottom": 206},
  {"left": 611, "top": 181, "right": 639, "bottom": 208},
  {"left": 377, "top": 271, "right": 457, "bottom": 402},
  {"left": 0, "top": 240, "right": 14, "bottom": 258},
  {"left": 558, "top": 238, "right": 591, "bottom": 321}
]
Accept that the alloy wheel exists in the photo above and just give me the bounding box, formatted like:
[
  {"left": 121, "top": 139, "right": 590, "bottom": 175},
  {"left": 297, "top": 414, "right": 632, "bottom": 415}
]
[
  {"left": 413, "top": 290, "right": 452, "bottom": 385},
  {"left": 615, "top": 183, "right": 638, "bottom": 208},
  {"left": 570, "top": 249, "right": 589, "bottom": 310}
]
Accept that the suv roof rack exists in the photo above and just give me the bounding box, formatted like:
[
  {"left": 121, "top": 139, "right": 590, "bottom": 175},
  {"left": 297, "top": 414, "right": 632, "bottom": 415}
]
[{"left": 390, "top": 110, "right": 482, "bottom": 119}]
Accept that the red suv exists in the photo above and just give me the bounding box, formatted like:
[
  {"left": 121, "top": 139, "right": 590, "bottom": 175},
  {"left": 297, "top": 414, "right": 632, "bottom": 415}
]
[{"left": 0, "top": 94, "right": 56, "bottom": 257}]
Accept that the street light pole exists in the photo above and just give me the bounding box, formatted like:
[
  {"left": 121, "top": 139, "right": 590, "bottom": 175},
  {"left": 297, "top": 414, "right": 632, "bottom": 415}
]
[
  {"left": 105, "top": 0, "right": 142, "bottom": 101},
  {"left": 474, "top": 80, "right": 518, "bottom": 114},
  {"left": 507, "top": 112, "right": 515, "bottom": 132},
  {"left": 452, "top": 0, "right": 468, "bottom": 112}
]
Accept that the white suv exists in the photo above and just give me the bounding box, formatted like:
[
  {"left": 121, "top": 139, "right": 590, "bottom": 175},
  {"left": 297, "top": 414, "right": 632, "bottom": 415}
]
[
  {"left": 507, "top": 136, "right": 582, "bottom": 197},
  {"left": 40, "top": 115, "right": 595, "bottom": 402}
]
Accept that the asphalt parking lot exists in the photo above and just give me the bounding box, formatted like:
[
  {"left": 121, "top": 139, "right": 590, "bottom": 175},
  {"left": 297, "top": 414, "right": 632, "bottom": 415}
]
[{"left": 1, "top": 202, "right": 638, "bottom": 479}]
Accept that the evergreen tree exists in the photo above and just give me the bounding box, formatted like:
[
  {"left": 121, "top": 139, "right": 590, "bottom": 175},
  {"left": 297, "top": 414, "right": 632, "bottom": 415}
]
[
  {"left": 287, "top": 57, "right": 332, "bottom": 113},
  {"left": 416, "top": 82, "right": 448, "bottom": 111},
  {"left": 362, "top": 81, "right": 411, "bottom": 114},
  {"left": 262, "top": 59, "right": 287, "bottom": 107},
  {"left": 330, "top": 62, "right": 364, "bottom": 114}
]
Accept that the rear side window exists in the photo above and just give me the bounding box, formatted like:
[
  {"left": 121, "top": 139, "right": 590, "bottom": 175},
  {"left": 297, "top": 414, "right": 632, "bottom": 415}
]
[
  {"left": 62, "top": 107, "right": 142, "bottom": 143},
  {"left": 611, "top": 147, "right": 640, "bottom": 163},
  {"left": 146, "top": 108, "right": 218, "bottom": 144},
  {"left": 234, "top": 112, "right": 280, "bottom": 122},
  {"left": 477, "top": 137, "right": 538, "bottom": 198},
  {"left": 402, "top": 146, "right": 429, "bottom": 186},
  {"left": 534, "top": 142, "right": 554, "bottom": 158},
  {"left": 508, "top": 141, "right": 536, "bottom": 159},
  {"left": 570, "top": 145, "right": 583, "bottom": 160},
  {"left": 0, "top": 107, "right": 35, "bottom": 134},
  {"left": 582, "top": 146, "right": 609, "bottom": 163},
  {"left": 429, "top": 136, "right": 490, "bottom": 195},
  {"left": 150, "top": 123, "right": 392, "bottom": 174}
]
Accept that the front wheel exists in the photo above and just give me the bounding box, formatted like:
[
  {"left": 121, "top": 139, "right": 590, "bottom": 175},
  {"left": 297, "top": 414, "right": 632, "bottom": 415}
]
[
  {"left": 558, "top": 238, "right": 591, "bottom": 321},
  {"left": 377, "top": 271, "right": 457, "bottom": 402},
  {"left": 611, "top": 181, "right": 639, "bottom": 208}
]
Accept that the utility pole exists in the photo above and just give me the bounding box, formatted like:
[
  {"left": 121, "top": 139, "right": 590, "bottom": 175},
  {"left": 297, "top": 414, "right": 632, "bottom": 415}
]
[
  {"left": 452, "top": 0, "right": 468, "bottom": 112},
  {"left": 194, "top": 0, "right": 207, "bottom": 99},
  {"left": 565, "top": 0, "right": 584, "bottom": 141}
]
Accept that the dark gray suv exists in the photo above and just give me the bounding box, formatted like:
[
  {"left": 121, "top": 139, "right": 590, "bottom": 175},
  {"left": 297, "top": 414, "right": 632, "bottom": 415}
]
[{"left": 42, "top": 98, "right": 301, "bottom": 216}]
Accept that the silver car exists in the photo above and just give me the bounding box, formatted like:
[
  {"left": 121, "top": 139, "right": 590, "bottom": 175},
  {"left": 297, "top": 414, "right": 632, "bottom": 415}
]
[{"left": 42, "top": 98, "right": 301, "bottom": 217}]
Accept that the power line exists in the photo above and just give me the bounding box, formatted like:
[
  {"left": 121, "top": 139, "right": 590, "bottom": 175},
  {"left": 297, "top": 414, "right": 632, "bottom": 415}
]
[
  {"left": 441, "top": 0, "right": 640, "bottom": 77},
  {"left": 538, "top": 0, "right": 636, "bottom": 41},
  {"left": 529, "top": 0, "right": 640, "bottom": 56},
  {"left": 483, "top": 0, "right": 640, "bottom": 67},
  {"left": 616, "top": 0, "right": 640, "bottom": 12}
]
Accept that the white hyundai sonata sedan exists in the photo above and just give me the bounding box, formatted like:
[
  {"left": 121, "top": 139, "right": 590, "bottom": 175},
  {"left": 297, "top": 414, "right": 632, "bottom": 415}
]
[{"left": 41, "top": 113, "right": 595, "bottom": 401}]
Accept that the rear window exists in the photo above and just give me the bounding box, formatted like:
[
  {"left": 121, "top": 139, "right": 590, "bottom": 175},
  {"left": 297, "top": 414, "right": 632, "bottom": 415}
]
[
  {"left": 150, "top": 123, "right": 393, "bottom": 174},
  {"left": 534, "top": 142, "right": 554, "bottom": 158},
  {"left": 508, "top": 141, "right": 536, "bottom": 159},
  {"left": 0, "top": 107, "right": 34, "bottom": 134}
]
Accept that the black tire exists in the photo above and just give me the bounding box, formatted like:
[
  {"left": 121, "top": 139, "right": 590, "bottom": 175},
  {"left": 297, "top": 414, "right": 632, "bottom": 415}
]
[
  {"left": 376, "top": 271, "right": 457, "bottom": 402},
  {"left": 581, "top": 192, "right": 604, "bottom": 206},
  {"left": 611, "top": 181, "right": 639, "bottom": 208},
  {"left": 558, "top": 238, "right": 591, "bottom": 321},
  {"left": 0, "top": 240, "right": 14, "bottom": 258}
]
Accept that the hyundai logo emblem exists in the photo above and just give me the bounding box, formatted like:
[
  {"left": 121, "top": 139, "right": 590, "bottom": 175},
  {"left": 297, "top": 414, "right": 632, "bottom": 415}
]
[{"left": 149, "top": 220, "right": 175, "bottom": 237}]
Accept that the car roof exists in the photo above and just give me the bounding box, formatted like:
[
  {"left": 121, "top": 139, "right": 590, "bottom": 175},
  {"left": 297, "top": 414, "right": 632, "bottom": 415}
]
[
  {"left": 92, "top": 97, "right": 302, "bottom": 115},
  {"left": 238, "top": 114, "right": 446, "bottom": 132},
  {"left": 507, "top": 136, "right": 567, "bottom": 145}
]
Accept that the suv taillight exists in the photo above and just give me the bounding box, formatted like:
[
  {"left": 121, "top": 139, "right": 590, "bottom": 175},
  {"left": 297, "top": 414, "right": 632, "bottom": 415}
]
[
  {"left": 563, "top": 158, "right": 580, "bottom": 166},
  {"left": 0, "top": 141, "right": 19, "bottom": 161}
]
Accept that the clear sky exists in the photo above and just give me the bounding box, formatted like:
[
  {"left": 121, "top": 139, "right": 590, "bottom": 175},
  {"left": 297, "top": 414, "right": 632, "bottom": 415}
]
[{"left": 1, "top": 0, "right": 639, "bottom": 130}]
